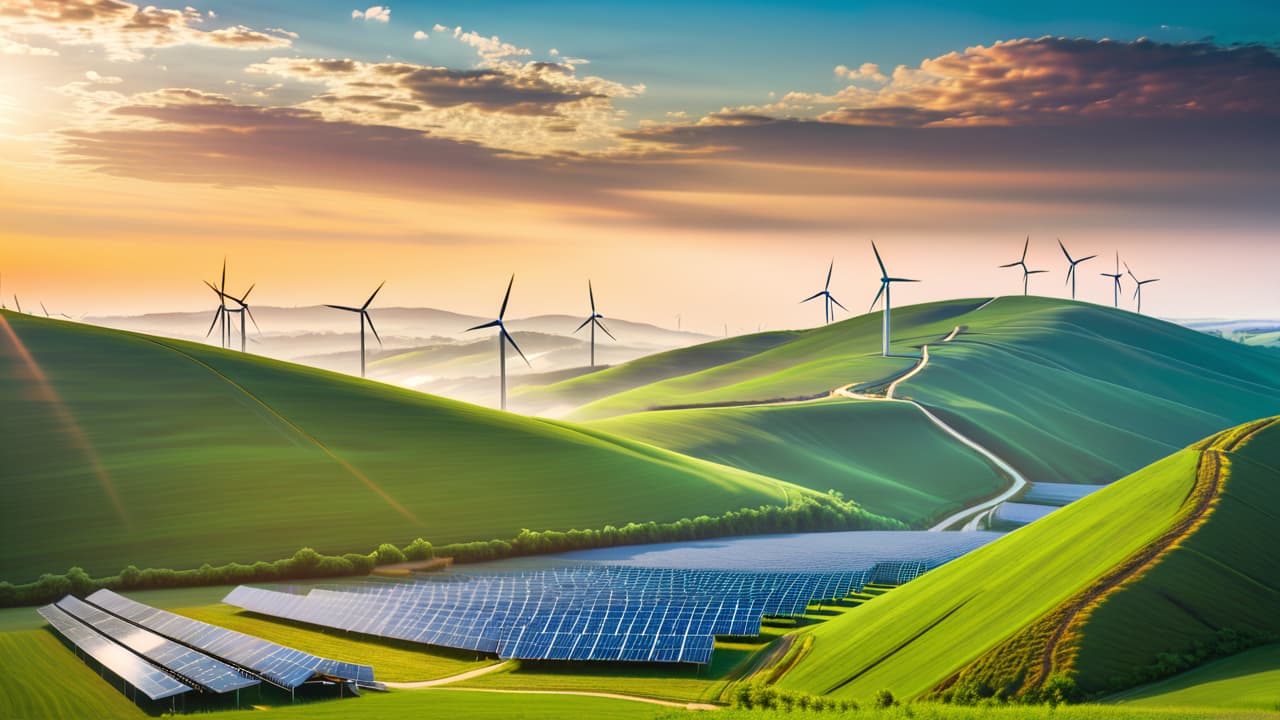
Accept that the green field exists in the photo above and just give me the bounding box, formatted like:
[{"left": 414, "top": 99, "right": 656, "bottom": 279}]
[
  {"left": 1109, "top": 643, "right": 1280, "bottom": 711},
  {"left": 698, "top": 706, "right": 1280, "bottom": 720},
  {"left": 776, "top": 417, "right": 1280, "bottom": 702},
  {"left": 0, "top": 311, "right": 845, "bottom": 583},
  {"left": 590, "top": 400, "right": 1007, "bottom": 526},
  {"left": 536, "top": 300, "right": 985, "bottom": 421}
]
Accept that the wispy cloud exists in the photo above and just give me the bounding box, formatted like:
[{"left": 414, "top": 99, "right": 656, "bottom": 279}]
[{"left": 351, "top": 6, "right": 390, "bottom": 23}]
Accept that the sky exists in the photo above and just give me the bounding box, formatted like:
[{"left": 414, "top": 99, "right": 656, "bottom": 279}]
[{"left": 1, "top": 0, "right": 1278, "bottom": 333}]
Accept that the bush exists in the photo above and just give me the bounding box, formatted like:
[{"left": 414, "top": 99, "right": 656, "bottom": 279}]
[
  {"left": 402, "top": 538, "right": 434, "bottom": 561},
  {"left": 874, "top": 689, "right": 897, "bottom": 708},
  {"left": 373, "top": 543, "right": 406, "bottom": 565}
]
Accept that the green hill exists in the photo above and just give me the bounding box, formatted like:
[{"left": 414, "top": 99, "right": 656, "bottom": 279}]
[
  {"left": 0, "top": 311, "right": 857, "bottom": 583},
  {"left": 775, "top": 417, "right": 1280, "bottom": 702},
  {"left": 1107, "top": 643, "right": 1280, "bottom": 711},
  {"left": 589, "top": 400, "right": 1007, "bottom": 527}
]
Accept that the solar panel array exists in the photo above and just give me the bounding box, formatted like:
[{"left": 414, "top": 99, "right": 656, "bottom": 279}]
[
  {"left": 226, "top": 565, "right": 873, "bottom": 665},
  {"left": 86, "top": 589, "right": 375, "bottom": 689},
  {"left": 56, "top": 595, "right": 259, "bottom": 694},
  {"left": 37, "top": 603, "right": 193, "bottom": 701}
]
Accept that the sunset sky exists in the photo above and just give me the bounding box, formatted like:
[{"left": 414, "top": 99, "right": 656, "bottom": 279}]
[{"left": 1, "top": 0, "right": 1278, "bottom": 331}]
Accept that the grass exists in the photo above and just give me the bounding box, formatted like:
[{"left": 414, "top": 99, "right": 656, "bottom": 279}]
[
  {"left": 0, "top": 629, "right": 147, "bottom": 720},
  {"left": 589, "top": 400, "right": 1007, "bottom": 526},
  {"left": 686, "top": 706, "right": 1280, "bottom": 719},
  {"left": 777, "top": 417, "right": 1280, "bottom": 702},
  {"left": 1107, "top": 643, "right": 1280, "bottom": 710},
  {"left": 0, "top": 311, "right": 830, "bottom": 583},
  {"left": 776, "top": 446, "right": 1202, "bottom": 700},
  {"left": 175, "top": 604, "right": 494, "bottom": 683},
  {"left": 555, "top": 300, "right": 985, "bottom": 421}
]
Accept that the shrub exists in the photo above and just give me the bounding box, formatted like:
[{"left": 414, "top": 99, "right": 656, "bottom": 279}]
[
  {"left": 874, "top": 689, "right": 897, "bottom": 708},
  {"left": 373, "top": 543, "right": 406, "bottom": 565}
]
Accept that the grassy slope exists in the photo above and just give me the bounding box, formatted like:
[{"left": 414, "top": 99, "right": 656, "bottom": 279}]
[
  {"left": 702, "top": 707, "right": 1279, "bottom": 720},
  {"left": 1109, "top": 643, "right": 1280, "bottom": 711},
  {"left": 0, "top": 312, "right": 829, "bottom": 582},
  {"left": 777, "top": 446, "right": 1200, "bottom": 700},
  {"left": 561, "top": 300, "right": 985, "bottom": 421},
  {"left": 0, "top": 629, "right": 145, "bottom": 720},
  {"left": 779, "top": 418, "right": 1280, "bottom": 702},
  {"left": 589, "top": 400, "right": 1006, "bottom": 526},
  {"left": 898, "top": 297, "right": 1280, "bottom": 485}
]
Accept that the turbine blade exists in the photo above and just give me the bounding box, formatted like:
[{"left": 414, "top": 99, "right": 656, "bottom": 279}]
[
  {"left": 325, "top": 304, "right": 361, "bottom": 312},
  {"left": 205, "top": 280, "right": 226, "bottom": 298},
  {"left": 1021, "top": 236, "right": 1029, "bottom": 262},
  {"left": 871, "top": 241, "right": 887, "bottom": 276},
  {"left": 887, "top": 277, "right": 918, "bottom": 283},
  {"left": 1058, "top": 238, "right": 1071, "bottom": 263},
  {"left": 998, "top": 261, "right": 1023, "bottom": 268},
  {"left": 205, "top": 307, "right": 222, "bottom": 337},
  {"left": 869, "top": 283, "right": 885, "bottom": 312},
  {"left": 825, "top": 259, "right": 833, "bottom": 290},
  {"left": 1028, "top": 270, "right": 1048, "bottom": 275},
  {"left": 364, "top": 311, "right": 382, "bottom": 346},
  {"left": 596, "top": 319, "right": 616, "bottom": 341},
  {"left": 466, "top": 319, "right": 501, "bottom": 332},
  {"left": 220, "top": 257, "right": 226, "bottom": 293},
  {"left": 1065, "top": 266, "right": 1074, "bottom": 286},
  {"left": 1078, "top": 255, "right": 1097, "bottom": 263},
  {"left": 800, "top": 291, "right": 825, "bottom": 303},
  {"left": 503, "top": 328, "right": 531, "bottom": 367},
  {"left": 499, "top": 274, "right": 515, "bottom": 319},
  {"left": 245, "top": 306, "right": 261, "bottom": 334},
  {"left": 588, "top": 280, "right": 595, "bottom": 314},
  {"left": 362, "top": 280, "right": 385, "bottom": 310},
  {"left": 239, "top": 283, "right": 255, "bottom": 304},
  {"left": 829, "top": 295, "right": 848, "bottom": 312},
  {"left": 41, "top": 302, "right": 49, "bottom": 317},
  {"left": 574, "top": 317, "right": 592, "bottom": 333}
]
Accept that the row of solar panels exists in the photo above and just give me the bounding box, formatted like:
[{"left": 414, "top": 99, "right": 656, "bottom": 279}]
[
  {"left": 223, "top": 565, "right": 895, "bottom": 665},
  {"left": 38, "top": 589, "right": 375, "bottom": 703}
]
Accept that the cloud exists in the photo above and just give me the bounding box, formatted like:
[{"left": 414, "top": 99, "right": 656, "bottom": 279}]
[
  {"left": 763, "top": 38, "right": 1280, "bottom": 127},
  {"left": 352, "top": 6, "right": 390, "bottom": 23},
  {"left": 413, "top": 30, "right": 427, "bottom": 40},
  {"left": 0, "top": 0, "right": 292, "bottom": 61},
  {"left": 248, "top": 55, "right": 643, "bottom": 152},
  {"left": 85, "top": 70, "right": 123, "bottom": 84}
]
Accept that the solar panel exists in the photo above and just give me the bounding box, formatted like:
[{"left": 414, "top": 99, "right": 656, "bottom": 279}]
[
  {"left": 56, "top": 595, "right": 258, "bottom": 694},
  {"left": 86, "top": 589, "right": 375, "bottom": 688},
  {"left": 38, "top": 603, "right": 192, "bottom": 701}
]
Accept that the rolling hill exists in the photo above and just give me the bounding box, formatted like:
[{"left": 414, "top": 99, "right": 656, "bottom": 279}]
[
  {"left": 1107, "top": 643, "right": 1280, "bottom": 711},
  {"left": 589, "top": 400, "right": 1008, "bottom": 527},
  {"left": 774, "top": 416, "right": 1280, "bottom": 702},
  {"left": 0, "top": 311, "right": 868, "bottom": 584}
]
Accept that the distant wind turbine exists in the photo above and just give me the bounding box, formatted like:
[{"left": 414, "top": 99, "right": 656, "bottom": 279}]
[
  {"left": 326, "top": 282, "right": 384, "bottom": 378},
  {"left": 675, "top": 314, "right": 681, "bottom": 331},
  {"left": 203, "top": 260, "right": 229, "bottom": 348},
  {"left": 1100, "top": 252, "right": 1123, "bottom": 308},
  {"left": 869, "top": 241, "right": 918, "bottom": 357},
  {"left": 1125, "top": 263, "right": 1160, "bottom": 315},
  {"left": 466, "top": 275, "right": 529, "bottom": 411},
  {"left": 13, "top": 295, "right": 22, "bottom": 314},
  {"left": 999, "top": 236, "right": 1048, "bottom": 296},
  {"left": 800, "top": 260, "right": 848, "bottom": 325},
  {"left": 574, "top": 280, "right": 615, "bottom": 368},
  {"left": 40, "top": 302, "right": 71, "bottom": 320},
  {"left": 1058, "top": 238, "right": 1096, "bottom": 300},
  {"left": 208, "top": 281, "right": 260, "bottom": 353}
]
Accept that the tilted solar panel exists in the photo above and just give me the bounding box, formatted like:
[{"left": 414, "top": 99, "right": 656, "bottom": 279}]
[
  {"left": 87, "top": 589, "right": 374, "bottom": 688},
  {"left": 38, "top": 604, "right": 192, "bottom": 701},
  {"left": 56, "top": 595, "right": 258, "bottom": 694}
]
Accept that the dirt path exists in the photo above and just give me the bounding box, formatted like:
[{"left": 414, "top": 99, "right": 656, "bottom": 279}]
[
  {"left": 426, "top": 686, "right": 719, "bottom": 710},
  {"left": 1029, "top": 419, "right": 1272, "bottom": 690},
  {"left": 382, "top": 660, "right": 512, "bottom": 688}
]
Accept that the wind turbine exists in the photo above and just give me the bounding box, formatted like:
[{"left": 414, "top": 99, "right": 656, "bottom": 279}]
[
  {"left": 675, "top": 314, "right": 681, "bottom": 331},
  {"left": 574, "top": 281, "right": 614, "bottom": 368},
  {"left": 800, "top": 260, "right": 848, "bottom": 325},
  {"left": 1125, "top": 263, "right": 1160, "bottom": 315},
  {"left": 208, "top": 282, "right": 260, "bottom": 352},
  {"left": 326, "top": 282, "right": 384, "bottom": 378},
  {"left": 869, "top": 241, "right": 919, "bottom": 357},
  {"left": 1100, "top": 252, "right": 1123, "bottom": 308},
  {"left": 13, "top": 295, "right": 22, "bottom": 314},
  {"left": 40, "top": 302, "right": 71, "bottom": 320},
  {"left": 203, "top": 260, "right": 230, "bottom": 348},
  {"left": 1058, "top": 238, "right": 1096, "bottom": 300},
  {"left": 466, "top": 275, "right": 529, "bottom": 411}
]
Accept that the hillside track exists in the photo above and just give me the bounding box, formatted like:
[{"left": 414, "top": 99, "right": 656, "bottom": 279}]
[{"left": 1028, "top": 417, "right": 1278, "bottom": 692}]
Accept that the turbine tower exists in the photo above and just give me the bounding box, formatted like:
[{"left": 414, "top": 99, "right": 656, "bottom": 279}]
[
  {"left": 574, "top": 280, "right": 615, "bottom": 368},
  {"left": 869, "top": 241, "right": 918, "bottom": 357},
  {"left": 466, "top": 275, "right": 529, "bottom": 411},
  {"left": 326, "top": 282, "right": 384, "bottom": 378},
  {"left": 1100, "top": 252, "right": 1123, "bottom": 308},
  {"left": 203, "top": 260, "right": 229, "bottom": 348},
  {"left": 800, "top": 260, "right": 847, "bottom": 325},
  {"left": 1058, "top": 238, "right": 1096, "bottom": 300},
  {"left": 1125, "top": 263, "right": 1160, "bottom": 315}
]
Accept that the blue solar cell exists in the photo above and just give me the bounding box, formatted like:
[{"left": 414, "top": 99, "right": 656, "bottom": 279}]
[{"left": 39, "top": 603, "right": 192, "bottom": 701}]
